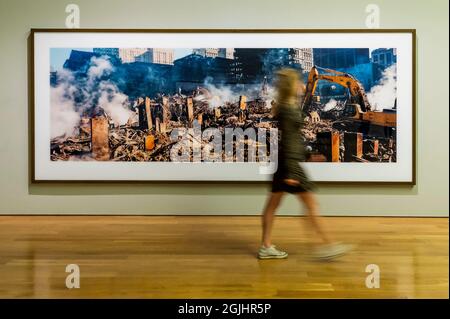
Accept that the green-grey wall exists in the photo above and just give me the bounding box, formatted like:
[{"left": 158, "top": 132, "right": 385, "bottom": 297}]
[{"left": 0, "top": 0, "right": 448, "bottom": 216}]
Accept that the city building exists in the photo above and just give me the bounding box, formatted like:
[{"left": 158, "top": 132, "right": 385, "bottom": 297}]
[
  {"left": 371, "top": 48, "right": 397, "bottom": 68},
  {"left": 232, "top": 48, "right": 298, "bottom": 84},
  {"left": 173, "top": 54, "right": 234, "bottom": 92},
  {"left": 63, "top": 50, "right": 101, "bottom": 71},
  {"left": 118, "top": 48, "right": 148, "bottom": 63},
  {"left": 193, "top": 48, "right": 234, "bottom": 59},
  {"left": 135, "top": 49, "right": 175, "bottom": 65},
  {"left": 289, "top": 48, "right": 314, "bottom": 73},
  {"left": 232, "top": 49, "right": 267, "bottom": 84},
  {"left": 313, "top": 48, "right": 370, "bottom": 69},
  {"left": 94, "top": 48, "right": 175, "bottom": 65},
  {"left": 117, "top": 62, "right": 174, "bottom": 99},
  {"left": 218, "top": 48, "right": 234, "bottom": 59},
  {"left": 192, "top": 48, "right": 220, "bottom": 58},
  {"left": 93, "top": 48, "right": 120, "bottom": 59}
]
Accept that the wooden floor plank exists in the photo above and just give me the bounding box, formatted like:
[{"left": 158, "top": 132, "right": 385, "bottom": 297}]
[{"left": 0, "top": 216, "right": 447, "bottom": 298}]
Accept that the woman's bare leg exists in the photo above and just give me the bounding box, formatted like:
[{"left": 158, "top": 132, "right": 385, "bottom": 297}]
[
  {"left": 297, "top": 192, "right": 332, "bottom": 245},
  {"left": 261, "top": 192, "right": 284, "bottom": 247}
]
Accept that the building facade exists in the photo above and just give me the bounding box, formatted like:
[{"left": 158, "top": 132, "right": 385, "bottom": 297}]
[
  {"left": 118, "top": 48, "right": 148, "bottom": 63},
  {"left": 313, "top": 48, "right": 370, "bottom": 69},
  {"left": 193, "top": 48, "right": 234, "bottom": 59},
  {"left": 371, "top": 48, "right": 397, "bottom": 68},
  {"left": 117, "top": 62, "right": 174, "bottom": 99},
  {"left": 232, "top": 49, "right": 268, "bottom": 84},
  {"left": 92, "top": 48, "right": 120, "bottom": 59},
  {"left": 173, "top": 54, "right": 234, "bottom": 92},
  {"left": 135, "top": 49, "right": 175, "bottom": 65},
  {"left": 63, "top": 50, "right": 100, "bottom": 71},
  {"left": 232, "top": 48, "right": 301, "bottom": 84},
  {"left": 218, "top": 48, "right": 234, "bottom": 59},
  {"left": 193, "top": 48, "right": 219, "bottom": 58},
  {"left": 289, "top": 48, "right": 314, "bottom": 73}
]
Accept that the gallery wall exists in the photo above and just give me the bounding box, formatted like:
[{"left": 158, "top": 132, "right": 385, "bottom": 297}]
[{"left": 0, "top": 0, "right": 448, "bottom": 216}]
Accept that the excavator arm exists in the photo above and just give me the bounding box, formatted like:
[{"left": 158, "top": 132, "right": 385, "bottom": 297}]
[{"left": 302, "top": 66, "right": 372, "bottom": 116}]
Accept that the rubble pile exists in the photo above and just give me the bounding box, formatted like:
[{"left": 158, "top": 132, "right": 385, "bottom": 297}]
[
  {"left": 300, "top": 104, "right": 396, "bottom": 162},
  {"left": 302, "top": 119, "right": 334, "bottom": 143},
  {"left": 50, "top": 90, "right": 276, "bottom": 162},
  {"left": 110, "top": 127, "right": 173, "bottom": 162},
  {"left": 50, "top": 88, "right": 396, "bottom": 163},
  {"left": 51, "top": 136, "right": 91, "bottom": 161}
]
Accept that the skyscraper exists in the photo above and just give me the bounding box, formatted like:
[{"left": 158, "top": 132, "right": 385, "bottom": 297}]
[
  {"left": 371, "top": 48, "right": 397, "bottom": 68},
  {"left": 118, "top": 48, "right": 148, "bottom": 63},
  {"left": 192, "top": 48, "right": 220, "bottom": 58},
  {"left": 135, "top": 49, "right": 175, "bottom": 65},
  {"left": 313, "top": 48, "right": 370, "bottom": 69},
  {"left": 192, "top": 48, "right": 234, "bottom": 59},
  {"left": 289, "top": 48, "right": 314, "bottom": 73},
  {"left": 92, "top": 48, "right": 120, "bottom": 59},
  {"left": 232, "top": 49, "right": 270, "bottom": 84},
  {"left": 218, "top": 48, "right": 234, "bottom": 59}
]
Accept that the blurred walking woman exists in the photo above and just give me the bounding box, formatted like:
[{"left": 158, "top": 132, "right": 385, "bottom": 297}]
[{"left": 258, "top": 68, "right": 352, "bottom": 260}]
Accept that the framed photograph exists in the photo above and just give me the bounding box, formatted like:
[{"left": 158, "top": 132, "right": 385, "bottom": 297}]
[{"left": 30, "top": 29, "right": 415, "bottom": 183}]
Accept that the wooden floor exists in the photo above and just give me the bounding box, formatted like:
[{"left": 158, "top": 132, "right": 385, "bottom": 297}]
[{"left": 0, "top": 216, "right": 447, "bottom": 298}]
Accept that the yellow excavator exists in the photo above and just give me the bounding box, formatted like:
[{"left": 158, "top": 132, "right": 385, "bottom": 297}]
[{"left": 302, "top": 66, "right": 396, "bottom": 136}]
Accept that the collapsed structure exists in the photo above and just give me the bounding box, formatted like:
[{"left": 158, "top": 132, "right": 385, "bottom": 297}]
[
  {"left": 50, "top": 89, "right": 275, "bottom": 162},
  {"left": 50, "top": 88, "right": 396, "bottom": 163}
]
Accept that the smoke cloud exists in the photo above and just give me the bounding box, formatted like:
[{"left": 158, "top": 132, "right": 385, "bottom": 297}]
[
  {"left": 194, "top": 78, "right": 276, "bottom": 109},
  {"left": 367, "top": 65, "right": 397, "bottom": 110},
  {"left": 97, "top": 82, "right": 133, "bottom": 125},
  {"left": 50, "top": 56, "right": 133, "bottom": 138},
  {"left": 87, "top": 56, "right": 113, "bottom": 85},
  {"left": 50, "top": 69, "right": 80, "bottom": 138},
  {"left": 323, "top": 98, "right": 338, "bottom": 112},
  {"left": 195, "top": 81, "right": 236, "bottom": 108}
]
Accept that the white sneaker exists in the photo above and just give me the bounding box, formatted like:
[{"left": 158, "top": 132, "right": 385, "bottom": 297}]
[
  {"left": 312, "top": 242, "right": 353, "bottom": 261},
  {"left": 258, "top": 245, "right": 288, "bottom": 259}
]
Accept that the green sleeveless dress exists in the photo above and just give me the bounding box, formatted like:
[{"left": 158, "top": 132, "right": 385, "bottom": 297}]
[{"left": 271, "top": 103, "right": 315, "bottom": 193}]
